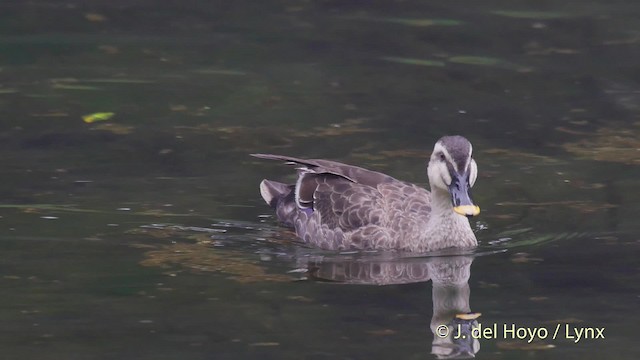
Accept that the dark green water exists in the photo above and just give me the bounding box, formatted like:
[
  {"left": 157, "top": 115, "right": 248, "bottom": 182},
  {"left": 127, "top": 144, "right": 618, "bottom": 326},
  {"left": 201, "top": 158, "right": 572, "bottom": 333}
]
[{"left": 0, "top": 1, "right": 639, "bottom": 359}]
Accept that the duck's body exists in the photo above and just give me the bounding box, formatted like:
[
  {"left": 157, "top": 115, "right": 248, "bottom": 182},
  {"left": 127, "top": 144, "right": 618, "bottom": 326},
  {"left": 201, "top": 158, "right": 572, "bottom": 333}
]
[{"left": 253, "top": 135, "right": 480, "bottom": 252}]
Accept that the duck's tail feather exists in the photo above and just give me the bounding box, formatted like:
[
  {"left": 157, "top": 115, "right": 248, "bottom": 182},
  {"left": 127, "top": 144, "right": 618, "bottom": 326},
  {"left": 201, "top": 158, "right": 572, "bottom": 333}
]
[
  {"left": 259, "top": 179, "right": 299, "bottom": 227},
  {"left": 259, "top": 179, "right": 290, "bottom": 208}
]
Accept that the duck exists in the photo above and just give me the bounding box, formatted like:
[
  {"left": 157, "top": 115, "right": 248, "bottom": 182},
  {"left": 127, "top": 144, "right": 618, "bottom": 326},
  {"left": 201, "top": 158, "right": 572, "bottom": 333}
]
[{"left": 251, "top": 135, "right": 480, "bottom": 252}]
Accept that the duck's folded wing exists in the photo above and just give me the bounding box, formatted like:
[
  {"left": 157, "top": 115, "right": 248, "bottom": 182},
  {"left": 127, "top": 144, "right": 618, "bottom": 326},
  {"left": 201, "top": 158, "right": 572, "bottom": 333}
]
[
  {"left": 252, "top": 154, "right": 390, "bottom": 232},
  {"left": 250, "top": 153, "right": 396, "bottom": 187},
  {"left": 311, "top": 175, "right": 384, "bottom": 231}
]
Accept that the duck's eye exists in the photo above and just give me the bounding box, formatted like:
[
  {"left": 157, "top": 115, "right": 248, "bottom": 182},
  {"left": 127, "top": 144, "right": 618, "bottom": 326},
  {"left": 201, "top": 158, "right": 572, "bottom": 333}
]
[{"left": 439, "top": 153, "right": 446, "bottom": 161}]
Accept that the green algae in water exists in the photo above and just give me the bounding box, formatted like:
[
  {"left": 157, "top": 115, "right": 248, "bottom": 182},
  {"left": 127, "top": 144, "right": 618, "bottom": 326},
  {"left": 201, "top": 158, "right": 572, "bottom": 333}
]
[
  {"left": 491, "top": 10, "right": 571, "bottom": 19},
  {"left": 341, "top": 16, "right": 463, "bottom": 27},
  {"left": 378, "top": 18, "right": 463, "bottom": 27},
  {"left": 380, "top": 56, "right": 446, "bottom": 67},
  {"left": 51, "top": 83, "right": 103, "bottom": 91},
  {"left": 448, "top": 56, "right": 503, "bottom": 66}
]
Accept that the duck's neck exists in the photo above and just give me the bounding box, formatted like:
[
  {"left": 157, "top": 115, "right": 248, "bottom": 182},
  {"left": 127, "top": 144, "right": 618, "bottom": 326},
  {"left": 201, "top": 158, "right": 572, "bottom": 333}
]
[
  {"left": 429, "top": 188, "right": 458, "bottom": 217},
  {"left": 424, "top": 188, "right": 477, "bottom": 250}
]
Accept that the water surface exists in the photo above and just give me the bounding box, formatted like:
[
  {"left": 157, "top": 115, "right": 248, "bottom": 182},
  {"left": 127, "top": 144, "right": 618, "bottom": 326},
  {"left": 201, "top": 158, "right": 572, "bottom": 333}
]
[{"left": 0, "top": 1, "right": 639, "bottom": 359}]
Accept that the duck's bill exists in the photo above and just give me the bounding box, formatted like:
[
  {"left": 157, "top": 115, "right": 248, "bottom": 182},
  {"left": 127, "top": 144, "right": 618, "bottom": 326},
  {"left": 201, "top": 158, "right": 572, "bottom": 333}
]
[
  {"left": 449, "top": 174, "right": 480, "bottom": 217},
  {"left": 453, "top": 205, "right": 480, "bottom": 217}
]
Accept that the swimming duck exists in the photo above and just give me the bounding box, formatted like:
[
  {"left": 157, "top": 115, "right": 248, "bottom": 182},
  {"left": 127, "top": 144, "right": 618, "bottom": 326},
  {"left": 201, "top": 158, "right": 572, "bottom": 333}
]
[{"left": 252, "top": 135, "right": 480, "bottom": 252}]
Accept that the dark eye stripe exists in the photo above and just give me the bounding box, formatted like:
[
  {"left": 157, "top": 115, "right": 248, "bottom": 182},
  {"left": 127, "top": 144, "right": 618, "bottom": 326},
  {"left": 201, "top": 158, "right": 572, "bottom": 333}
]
[{"left": 445, "top": 160, "right": 457, "bottom": 179}]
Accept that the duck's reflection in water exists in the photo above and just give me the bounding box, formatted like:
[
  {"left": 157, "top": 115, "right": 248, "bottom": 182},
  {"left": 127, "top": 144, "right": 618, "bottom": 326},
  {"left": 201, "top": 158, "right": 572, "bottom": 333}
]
[
  {"left": 429, "top": 256, "right": 479, "bottom": 359},
  {"left": 307, "top": 252, "right": 480, "bottom": 359}
]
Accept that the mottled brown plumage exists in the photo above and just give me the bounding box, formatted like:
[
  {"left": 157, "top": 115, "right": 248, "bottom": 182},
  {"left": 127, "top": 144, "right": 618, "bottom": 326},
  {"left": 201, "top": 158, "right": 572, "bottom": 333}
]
[{"left": 252, "top": 135, "right": 480, "bottom": 252}]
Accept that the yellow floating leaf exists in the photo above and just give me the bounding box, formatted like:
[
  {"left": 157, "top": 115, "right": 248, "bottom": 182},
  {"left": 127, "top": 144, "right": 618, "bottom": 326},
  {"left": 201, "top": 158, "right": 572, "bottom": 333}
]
[{"left": 82, "top": 112, "right": 115, "bottom": 123}]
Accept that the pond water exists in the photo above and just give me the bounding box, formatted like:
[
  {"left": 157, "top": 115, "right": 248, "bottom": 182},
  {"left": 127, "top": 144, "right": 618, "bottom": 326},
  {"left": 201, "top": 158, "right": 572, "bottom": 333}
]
[{"left": 0, "top": 1, "right": 639, "bottom": 359}]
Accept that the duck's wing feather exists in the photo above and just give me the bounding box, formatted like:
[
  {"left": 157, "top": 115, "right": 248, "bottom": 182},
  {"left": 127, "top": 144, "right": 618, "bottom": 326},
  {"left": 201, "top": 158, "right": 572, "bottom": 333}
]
[
  {"left": 252, "top": 154, "right": 394, "bottom": 233},
  {"left": 250, "top": 153, "right": 397, "bottom": 187}
]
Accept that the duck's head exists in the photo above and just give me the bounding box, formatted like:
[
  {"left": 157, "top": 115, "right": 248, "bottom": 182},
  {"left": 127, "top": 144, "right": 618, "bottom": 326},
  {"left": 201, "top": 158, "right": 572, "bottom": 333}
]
[{"left": 427, "top": 135, "right": 480, "bottom": 217}]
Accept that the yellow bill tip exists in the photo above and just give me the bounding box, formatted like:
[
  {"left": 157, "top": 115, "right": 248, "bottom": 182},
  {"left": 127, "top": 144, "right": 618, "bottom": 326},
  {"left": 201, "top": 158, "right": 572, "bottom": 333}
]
[{"left": 453, "top": 205, "right": 480, "bottom": 217}]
